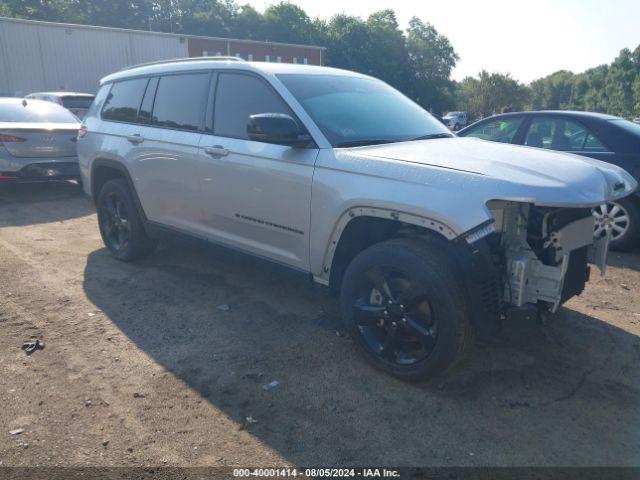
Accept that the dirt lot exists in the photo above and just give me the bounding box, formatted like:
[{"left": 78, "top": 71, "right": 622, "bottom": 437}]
[{"left": 0, "top": 181, "right": 639, "bottom": 468}]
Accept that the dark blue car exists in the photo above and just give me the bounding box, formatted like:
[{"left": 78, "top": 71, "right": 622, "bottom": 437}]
[{"left": 458, "top": 111, "right": 640, "bottom": 249}]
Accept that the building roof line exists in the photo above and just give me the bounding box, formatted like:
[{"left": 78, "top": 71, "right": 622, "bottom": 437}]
[{"left": 0, "top": 16, "right": 326, "bottom": 51}]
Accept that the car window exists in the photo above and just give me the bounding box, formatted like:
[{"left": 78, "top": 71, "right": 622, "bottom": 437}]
[
  {"left": 583, "top": 132, "right": 608, "bottom": 152},
  {"left": 214, "top": 73, "right": 294, "bottom": 140},
  {"left": 86, "top": 85, "right": 110, "bottom": 119},
  {"left": 463, "top": 117, "right": 523, "bottom": 143},
  {"left": 101, "top": 78, "right": 147, "bottom": 123},
  {"left": 139, "top": 77, "right": 159, "bottom": 125},
  {"left": 525, "top": 117, "right": 607, "bottom": 152},
  {"left": 152, "top": 73, "right": 210, "bottom": 131},
  {"left": 62, "top": 96, "right": 94, "bottom": 109},
  {"left": 0, "top": 100, "right": 78, "bottom": 123}
]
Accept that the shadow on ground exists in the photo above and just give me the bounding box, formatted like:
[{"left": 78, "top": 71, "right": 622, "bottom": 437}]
[
  {"left": 82, "top": 234, "right": 640, "bottom": 466},
  {"left": 0, "top": 181, "right": 92, "bottom": 227}
]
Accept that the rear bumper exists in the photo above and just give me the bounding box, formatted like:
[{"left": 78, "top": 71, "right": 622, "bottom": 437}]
[{"left": 1, "top": 161, "right": 80, "bottom": 182}]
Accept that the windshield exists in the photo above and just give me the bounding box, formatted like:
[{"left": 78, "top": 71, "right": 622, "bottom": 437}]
[
  {"left": 0, "top": 100, "right": 79, "bottom": 123},
  {"left": 277, "top": 74, "right": 452, "bottom": 147}
]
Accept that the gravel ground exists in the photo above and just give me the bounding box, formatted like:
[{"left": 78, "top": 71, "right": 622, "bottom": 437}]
[{"left": 0, "top": 181, "right": 639, "bottom": 467}]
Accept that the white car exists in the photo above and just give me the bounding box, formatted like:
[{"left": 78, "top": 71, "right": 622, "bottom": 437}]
[
  {"left": 443, "top": 111, "right": 468, "bottom": 130},
  {"left": 78, "top": 58, "right": 636, "bottom": 381},
  {"left": 25, "top": 92, "right": 95, "bottom": 119}
]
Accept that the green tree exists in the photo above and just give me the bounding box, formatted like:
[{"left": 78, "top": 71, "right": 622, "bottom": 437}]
[
  {"left": 457, "top": 70, "right": 530, "bottom": 118},
  {"left": 405, "top": 17, "right": 458, "bottom": 112},
  {"left": 529, "top": 70, "right": 575, "bottom": 110},
  {"left": 262, "top": 2, "right": 314, "bottom": 44},
  {"left": 323, "top": 14, "right": 374, "bottom": 74},
  {"left": 229, "top": 4, "right": 265, "bottom": 40},
  {"left": 605, "top": 48, "right": 637, "bottom": 117}
]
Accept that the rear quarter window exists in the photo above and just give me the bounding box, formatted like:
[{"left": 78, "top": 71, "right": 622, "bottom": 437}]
[
  {"left": 62, "top": 97, "right": 94, "bottom": 109},
  {"left": 86, "top": 85, "right": 110, "bottom": 119},
  {"left": 101, "top": 78, "right": 147, "bottom": 123}
]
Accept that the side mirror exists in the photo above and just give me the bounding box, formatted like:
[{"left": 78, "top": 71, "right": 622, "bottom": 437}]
[{"left": 247, "top": 113, "right": 312, "bottom": 147}]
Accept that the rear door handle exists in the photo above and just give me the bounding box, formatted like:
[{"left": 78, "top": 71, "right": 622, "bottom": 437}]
[
  {"left": 204, "top": 145, "right": 229, "bottom": 157},
  {"left": 126, "top": 134, "right": 144, "bottom": 144}
]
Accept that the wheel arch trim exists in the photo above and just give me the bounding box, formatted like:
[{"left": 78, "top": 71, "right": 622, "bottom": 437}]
[
  {"left": 314, "top": 206, "right": 458, "bottom": 285},
  {"left": 91, "top": 158, "right": 148, "bottom": 222}
]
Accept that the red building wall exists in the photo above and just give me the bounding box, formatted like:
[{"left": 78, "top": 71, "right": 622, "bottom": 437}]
[{"left": 187, "top": 37, "right": 323, "bottom": 65}]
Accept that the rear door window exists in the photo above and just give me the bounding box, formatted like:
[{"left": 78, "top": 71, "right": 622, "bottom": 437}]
[
  {"left": 101, "top": 78, "right": 147, "bottom": 123},
  {"left": 463, "top": 117, "right": 523, "bottom": 144},
  {"left": 213, "top": 73, "right": 294, "bottom": 140},
  {"left": 151, "top": 73, "right": 210, "bottom": 131},
  {"left": 525, "top": 117, "right": 608, "bottom": 152}
]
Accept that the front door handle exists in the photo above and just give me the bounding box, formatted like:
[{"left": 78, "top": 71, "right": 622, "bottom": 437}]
[
  {"left": 126, "top": 134, "right": 144, "bottom": 144},
  {"left": 204, "top": 145, "right": 229, "bottom": 157}
]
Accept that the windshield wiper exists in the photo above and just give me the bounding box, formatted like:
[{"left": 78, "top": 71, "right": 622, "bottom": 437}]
[
  {"left": 410, "top": 133, "right": 454, "bottom": 141},
  {"left": 335, "top": 139, "right": 396, "bottom": 148}
]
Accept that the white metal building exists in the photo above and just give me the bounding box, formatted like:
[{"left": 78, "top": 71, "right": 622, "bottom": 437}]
[
  {"left": 0, "top": 17, "right": 186, "bottom": 96},
  {"left": 0, "top": 17, "right": 324, "bottom": 96}
]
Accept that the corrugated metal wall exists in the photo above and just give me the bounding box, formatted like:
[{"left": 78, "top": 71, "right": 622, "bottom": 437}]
[{"left": 0, "top": 18, "right": 188, "bottom": 96}]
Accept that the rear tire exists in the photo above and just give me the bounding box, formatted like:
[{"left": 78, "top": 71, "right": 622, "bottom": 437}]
[
  {"left": 339, "top": 238, "right": 474, "bottom": 382},
  {"left": 96, "top": 178, "right": 156, "bottom": 261}
]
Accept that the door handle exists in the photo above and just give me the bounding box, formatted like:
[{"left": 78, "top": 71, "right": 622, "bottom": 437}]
[
  {"left": 126, "top": 134, "right": 144, "bottom": 144},
  {"left": 204, "top": 145, "right": 229, "bottom": 157}
]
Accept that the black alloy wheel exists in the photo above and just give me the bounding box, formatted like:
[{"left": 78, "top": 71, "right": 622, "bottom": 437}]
[
  {"left": 353, "top": 265, "right": 438, "bottom": 366},
  {"left": 100, "top": 191, "right": 131, "bottom": 252},
  {"left": 96, "top": 178, "right": 156, "bottom": 261},
  {"left": 340, "top": 238, "right": 474, "bottom": 382}
]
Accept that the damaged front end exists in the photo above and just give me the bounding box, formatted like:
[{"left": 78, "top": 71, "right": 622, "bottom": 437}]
[
  {"left": 490, "top": 201, "right": 611, "bottom": 318},
  {"left": 492, "top": 201, "right": 610, "bottom": 313},
  {"left": 457, "top": 201, "right": 612, "bottom": 333}
]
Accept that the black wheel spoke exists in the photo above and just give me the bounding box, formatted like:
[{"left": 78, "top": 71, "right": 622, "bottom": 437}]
[
  {"left": 118, "top": 226, "right": 128, "bottom": 248},
  {"left": 106, "top": 196, "right": 117, "bottom": 216},
  {"left": 380, "top": 328, "right": 400, "bottom": 361},
  {"left": 405, "top": 315, "right": 436, "bottom": 350},
  {"left": 103, "top": 220, "right": 114, "bottom": 236},
  {"left": 115, "top": 200, "right": 124, "bottom": 218},
  {"left": 353, "top": 298, "right": 386, "bottom": 327}
]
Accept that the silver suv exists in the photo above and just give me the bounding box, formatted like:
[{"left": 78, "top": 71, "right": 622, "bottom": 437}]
[{"left": 78, "top": 57, "right": 636, "bottom": 381}]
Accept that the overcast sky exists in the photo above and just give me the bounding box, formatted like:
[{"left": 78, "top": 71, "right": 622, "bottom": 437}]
[{"left": 247, "top": 0, "right": 640, "bottom": 83}]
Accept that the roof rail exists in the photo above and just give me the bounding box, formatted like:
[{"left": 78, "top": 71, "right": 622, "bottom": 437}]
[{"left": 120, "top": 56, "right": 243, "bottom": 72}]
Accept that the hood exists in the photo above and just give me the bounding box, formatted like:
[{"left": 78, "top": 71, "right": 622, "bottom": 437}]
[{"left": 345, "top": 137, "right": 637, "bottom": 207}]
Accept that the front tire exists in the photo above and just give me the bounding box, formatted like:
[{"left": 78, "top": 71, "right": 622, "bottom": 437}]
[
  {"left": 339, "top": 238, "right": 474, "bottom": 382},
  {"left": 96, "top": 178, "right": 156, "bottom": 261},
  {"left": 593, "top": 197, "right": 640, "bottom": 251}
]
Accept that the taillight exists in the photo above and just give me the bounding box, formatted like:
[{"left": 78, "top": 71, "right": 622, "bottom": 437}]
[
  {"left": 0, "top": 134, "right": 26, "bottom": 143},
  {"left": 78, "top": 126, "right": 88, "bottom": 138}
]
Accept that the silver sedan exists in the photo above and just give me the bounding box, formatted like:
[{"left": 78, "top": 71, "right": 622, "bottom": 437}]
[{"left": 0, "top": 98, "right": 81, "bottom": 182}]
